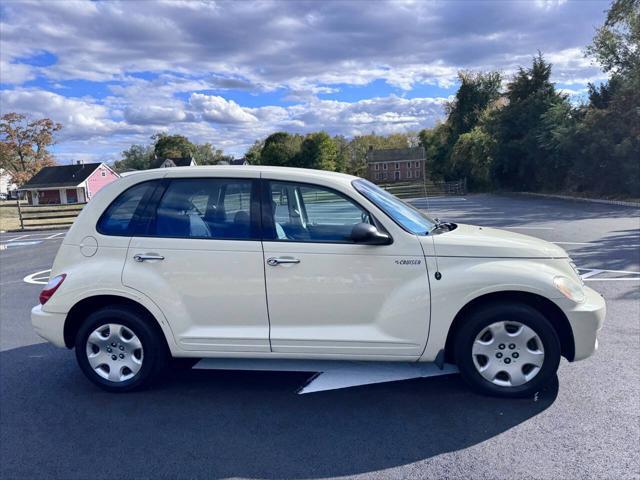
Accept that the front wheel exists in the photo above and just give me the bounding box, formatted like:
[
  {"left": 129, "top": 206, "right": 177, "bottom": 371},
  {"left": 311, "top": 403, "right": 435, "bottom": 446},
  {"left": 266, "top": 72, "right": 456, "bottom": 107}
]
[
  {"left": 74, "top": 306, "right": 168, "bottom": 392},
  {"left": 454, "top": 302, "right": 561, "bottom": 398}
]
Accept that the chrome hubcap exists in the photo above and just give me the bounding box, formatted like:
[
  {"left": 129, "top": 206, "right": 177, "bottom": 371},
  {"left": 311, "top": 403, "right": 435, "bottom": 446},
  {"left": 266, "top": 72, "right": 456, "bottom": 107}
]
[
  {"left": 85, "top": 324, "right": 143, "bottom": 382},
  {"left": 472, "top": 321, "right": 544, "bottom": 387}
]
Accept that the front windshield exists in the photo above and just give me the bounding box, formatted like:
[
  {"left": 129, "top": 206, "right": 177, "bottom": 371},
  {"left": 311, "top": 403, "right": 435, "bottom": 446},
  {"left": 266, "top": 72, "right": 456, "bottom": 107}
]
[{"left": 352, "top": 179, "right": 435, "bottom": 235}]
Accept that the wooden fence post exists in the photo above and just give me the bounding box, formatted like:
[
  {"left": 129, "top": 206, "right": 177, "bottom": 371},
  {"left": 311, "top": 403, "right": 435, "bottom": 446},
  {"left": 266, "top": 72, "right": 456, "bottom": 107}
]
[{"left": 16, "top": 198, "right": 24, "bottom": 230}]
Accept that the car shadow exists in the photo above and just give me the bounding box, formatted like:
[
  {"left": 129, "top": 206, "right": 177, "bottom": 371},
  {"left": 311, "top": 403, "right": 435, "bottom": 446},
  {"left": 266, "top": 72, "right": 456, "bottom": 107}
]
[{"left": 1, "top": 343, "right": 559, "bottom": 479}]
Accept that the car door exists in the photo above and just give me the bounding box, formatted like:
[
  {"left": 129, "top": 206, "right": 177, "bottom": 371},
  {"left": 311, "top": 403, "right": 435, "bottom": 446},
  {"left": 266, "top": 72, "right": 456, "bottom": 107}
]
[
  {"left": 122, "top": 174, "right": 270, "bottom": 353},
  {"left": 262, "top": 178, "right": 430, "bottom": 359}
]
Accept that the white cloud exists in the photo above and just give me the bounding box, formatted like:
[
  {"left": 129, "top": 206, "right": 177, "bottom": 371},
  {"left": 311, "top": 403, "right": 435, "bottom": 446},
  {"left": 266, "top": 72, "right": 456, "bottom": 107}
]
[
  {"left": 189, "top": 93, "right": 258, "bottom": 124},
  {"left": 0, "top": 60, "right": 36, "bottom": 85},
  {"left": 0, "top": 0, "right": 609, "bottom": 90},
  {"left": 124, "top": 105, "right": 189, "bottom": 125},
  {"left": 0, "top": 89, "right": 137, "bottom": 140}
]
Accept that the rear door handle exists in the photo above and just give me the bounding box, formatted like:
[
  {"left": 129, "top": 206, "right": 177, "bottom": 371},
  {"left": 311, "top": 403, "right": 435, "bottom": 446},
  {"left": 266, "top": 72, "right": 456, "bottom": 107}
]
[
  {"left": 134, "top": 254, "right": 165, "bottom": 262},
  {"left": 267, "top": 257, "right": 300, "bottom": 266}
]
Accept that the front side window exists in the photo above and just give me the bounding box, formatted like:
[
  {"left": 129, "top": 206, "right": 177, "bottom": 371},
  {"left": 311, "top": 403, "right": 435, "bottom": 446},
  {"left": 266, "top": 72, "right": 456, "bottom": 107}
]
[
  {"left": 265, "top": 181, "right": 371, "bottom": 243},
  {"left": 148, "top": 178, "right": 255, "bottom": 239},
  {"left": 353, "top": 179, "right": 435, "bottom": 235},
  {"left": 97, "top": 181, "right": 158, "bottom": 236}
]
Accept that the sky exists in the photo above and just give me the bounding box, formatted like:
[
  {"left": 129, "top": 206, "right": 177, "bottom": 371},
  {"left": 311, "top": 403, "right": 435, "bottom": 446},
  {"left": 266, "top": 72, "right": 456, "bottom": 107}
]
[{"left": 0, "top": 0, "right": 611, "bottom": 163}]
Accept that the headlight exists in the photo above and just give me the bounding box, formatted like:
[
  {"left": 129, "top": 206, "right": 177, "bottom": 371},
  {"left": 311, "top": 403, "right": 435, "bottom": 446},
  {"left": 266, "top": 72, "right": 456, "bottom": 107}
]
[{"left": 553, "top": 275, "right": 585, "bottom": 303}]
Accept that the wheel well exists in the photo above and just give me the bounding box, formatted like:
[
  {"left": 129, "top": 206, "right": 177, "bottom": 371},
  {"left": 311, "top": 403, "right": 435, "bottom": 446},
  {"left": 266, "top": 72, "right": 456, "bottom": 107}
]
[
  {"left": 63, "top": 295, "right": 168, "bottom": 350},
  {"left": 443, "top": 291, "right": 575, "bottom": 363}
]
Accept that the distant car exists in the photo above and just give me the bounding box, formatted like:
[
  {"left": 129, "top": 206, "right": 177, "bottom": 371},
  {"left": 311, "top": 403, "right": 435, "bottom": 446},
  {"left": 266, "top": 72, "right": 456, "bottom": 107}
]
[
  {"left": 0, "top": 193, "right": 8, "bottom": 200},
  {"left": 31, "top": 166, "right": 605, "bottom": 397}
]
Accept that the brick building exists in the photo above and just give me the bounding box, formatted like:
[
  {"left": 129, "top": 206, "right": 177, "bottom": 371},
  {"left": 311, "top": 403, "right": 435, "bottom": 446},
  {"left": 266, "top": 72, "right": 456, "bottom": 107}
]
[{"left": 365, "top": 146, "right": 426, "bottom": 183}]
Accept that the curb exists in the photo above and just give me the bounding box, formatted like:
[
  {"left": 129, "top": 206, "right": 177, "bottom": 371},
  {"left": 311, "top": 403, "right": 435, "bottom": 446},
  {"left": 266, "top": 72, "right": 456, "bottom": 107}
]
[{"left": 513, "top": 192, "right": 640, "bottom": 208}]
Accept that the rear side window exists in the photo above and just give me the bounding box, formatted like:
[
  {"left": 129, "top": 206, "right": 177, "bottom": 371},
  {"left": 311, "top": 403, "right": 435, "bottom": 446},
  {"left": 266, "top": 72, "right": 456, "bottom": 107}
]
[
  {"left": 97, "top": 181, "right": 158, "bottom": 236},
  {"left": 147, "top": 178, "right": 257, "bottom": 240}
]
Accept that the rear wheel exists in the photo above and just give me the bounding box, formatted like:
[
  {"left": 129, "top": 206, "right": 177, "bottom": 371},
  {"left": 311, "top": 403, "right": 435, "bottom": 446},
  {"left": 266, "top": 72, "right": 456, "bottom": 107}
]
[
  {"left": 454, "top": 302, "right": 561, "bottom": 398},
  {"left": 74, "top": 306, "right": 168, "bottom": 392}
]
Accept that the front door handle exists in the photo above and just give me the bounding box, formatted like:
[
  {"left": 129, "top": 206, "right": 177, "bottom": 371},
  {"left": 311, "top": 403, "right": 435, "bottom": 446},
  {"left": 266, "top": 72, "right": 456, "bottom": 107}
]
[
  {"left": 134, "top": 253, "right": 165, "bottom": 262},
  {"left": 267, "top": 257, "right": 300, "bottom": 266}
]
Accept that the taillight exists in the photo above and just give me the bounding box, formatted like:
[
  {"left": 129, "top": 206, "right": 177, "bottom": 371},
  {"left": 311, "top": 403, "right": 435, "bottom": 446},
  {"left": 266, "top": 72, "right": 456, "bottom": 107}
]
[{"left": 39, "top": 274, "right": 66, "bottom": 305}]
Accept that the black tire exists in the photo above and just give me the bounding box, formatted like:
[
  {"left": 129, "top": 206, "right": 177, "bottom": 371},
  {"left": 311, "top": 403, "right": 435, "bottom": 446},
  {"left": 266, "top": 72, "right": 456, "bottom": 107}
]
[
  {"left": 74, "top": 306, "right": 168, "bottom": 392},
  {"left": 453, "top": 302, "right": 561, "bottom": 398}
]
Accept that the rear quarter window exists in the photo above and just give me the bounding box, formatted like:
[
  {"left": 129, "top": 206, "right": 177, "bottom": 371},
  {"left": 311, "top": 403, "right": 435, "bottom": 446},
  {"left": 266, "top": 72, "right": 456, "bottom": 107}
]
[{"left": 96, "top": 181, "right": 159, "bottom": 236}]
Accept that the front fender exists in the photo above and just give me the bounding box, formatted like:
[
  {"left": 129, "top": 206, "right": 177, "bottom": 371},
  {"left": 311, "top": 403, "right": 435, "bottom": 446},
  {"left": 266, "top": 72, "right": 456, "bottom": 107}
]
[{"left": 420, "top": 256, "right": 574, "bottom": 361}]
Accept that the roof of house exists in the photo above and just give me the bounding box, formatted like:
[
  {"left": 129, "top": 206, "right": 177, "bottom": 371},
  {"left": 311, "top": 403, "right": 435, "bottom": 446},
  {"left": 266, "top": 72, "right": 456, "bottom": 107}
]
[
  {"left": 20, "top": 163, "right": 103, "bottom": 189},
  {"left": 156, "top": 157, "right": 194, "bottom": 167},
  {"left": 366, "top": 147, "right": 425, "bottom": 163},
  {"left": 217, "top": 158, "right": 249, "bottom": 166}
]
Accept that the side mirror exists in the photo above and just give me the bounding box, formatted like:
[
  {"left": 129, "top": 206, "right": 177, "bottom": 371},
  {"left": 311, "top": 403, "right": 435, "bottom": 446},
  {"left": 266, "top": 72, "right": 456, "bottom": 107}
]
[{"left": 351, "top": 222, "right": 392, "bottom": 245}]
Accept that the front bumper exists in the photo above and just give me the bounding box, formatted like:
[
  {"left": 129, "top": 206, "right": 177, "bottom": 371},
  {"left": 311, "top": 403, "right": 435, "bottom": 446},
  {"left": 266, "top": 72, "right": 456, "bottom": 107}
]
[
  {"left": 565, "top": 286, "right": 606, "bottom": 361},
  {"left": 31, "top": 304, "right": 67, "bottom": 348}
]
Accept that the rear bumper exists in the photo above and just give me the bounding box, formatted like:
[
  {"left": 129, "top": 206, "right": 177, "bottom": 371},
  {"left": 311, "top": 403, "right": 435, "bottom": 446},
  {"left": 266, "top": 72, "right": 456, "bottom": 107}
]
[
  {"left": 565, "top": 286, "right": 606, "bottom": 361},
  {"left": 31, "top": 304, "right": 67, "bottom": 348}
]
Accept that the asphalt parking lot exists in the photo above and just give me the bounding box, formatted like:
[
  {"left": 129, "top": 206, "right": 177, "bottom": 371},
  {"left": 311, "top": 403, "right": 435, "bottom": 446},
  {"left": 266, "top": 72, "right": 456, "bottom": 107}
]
[{"left": 1, "top": 194, "right": 638, "bottom": 480}]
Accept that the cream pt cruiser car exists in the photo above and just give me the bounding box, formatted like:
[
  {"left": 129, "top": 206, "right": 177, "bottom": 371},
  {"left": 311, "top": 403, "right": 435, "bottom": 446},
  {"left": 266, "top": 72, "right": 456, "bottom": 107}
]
[{"left": 32, "top": 166, "right": 605, "bottom": 397}]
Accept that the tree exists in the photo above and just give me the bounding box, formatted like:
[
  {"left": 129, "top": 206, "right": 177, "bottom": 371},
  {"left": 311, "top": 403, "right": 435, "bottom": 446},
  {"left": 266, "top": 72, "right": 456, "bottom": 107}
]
[
  {"left": 114, "top": 144, "right": 154, "bottom": 172},
  {"left": 244, "top": 140, "right": 264, "bottom": 165},
  {"left": 569, "top": 0, "right": 640, "bottom": 196},
  {"left": 332, "top": 135, "right": 350, "bottom": 173},
  {"left": 260, "top": 132, "right": 304, "bottom": 167},
  {"left": 419, "top": 123, "right": 451, "bottom": 181},
  {"left": 193, "top": 143, "right": 233, "bottom": 165},
  {"left": 446, "top": 71, "right": 502, "bottom": 139},
  {"left": 489, "top": 53, "right": 565, "bottom": 191},
  {"left": 0, "top": 113, "right": 62, "bottom": 185},
  {"left": 152, "top": 133, "right": 196, "bottom": 159},
  {"left": 449, "top": 126, "right": 495, "bottom": 190},
  {"left": 298, "top": 132, "right": 338, "bottom": 171},
  {"left": 419, "top": 71, "right": 501, "bottom": 183},
  {"left": 586, "top": 0, "right": 639, "bottom": 75}
]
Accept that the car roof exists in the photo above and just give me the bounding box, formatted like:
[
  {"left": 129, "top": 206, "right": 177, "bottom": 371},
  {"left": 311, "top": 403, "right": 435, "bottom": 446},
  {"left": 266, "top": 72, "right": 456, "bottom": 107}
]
[{"left": 123, "top": 165, "right": 360, "bottom": 186}]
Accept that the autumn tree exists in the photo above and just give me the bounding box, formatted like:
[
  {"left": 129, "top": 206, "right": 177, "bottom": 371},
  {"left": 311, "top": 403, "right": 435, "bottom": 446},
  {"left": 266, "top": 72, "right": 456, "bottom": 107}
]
[{"left": 0, "top": 113, "right": 62, "bottom": 185}]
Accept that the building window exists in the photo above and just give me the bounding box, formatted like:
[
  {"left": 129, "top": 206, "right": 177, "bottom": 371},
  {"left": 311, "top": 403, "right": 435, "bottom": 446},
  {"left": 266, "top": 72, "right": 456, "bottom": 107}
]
[
  {"left": 375, "top": 164, "right": 379, "bottom": 171},
  {"left": 394, "top": 171, "right": 400, "bottom": 180},
  {"left": 101, "top": 170, "right": 106, "bottom": 177},
  {"left": 383, "top": 172, "right": 388, "bottom": 180},
  {"left": 407, "top": 170, "right": 412, "bottom": 179},
  {"left": 395, "top": 162, "right": 399, "bottom": 170},
  {"left": 375, "top": 172, "right": 381, "bottom": 180},
  {"left": 415, "top": 161, "right": 421, "bottom": 169},
  {"left": 383, "top": 163, "right": 388, "bottom": 170}
]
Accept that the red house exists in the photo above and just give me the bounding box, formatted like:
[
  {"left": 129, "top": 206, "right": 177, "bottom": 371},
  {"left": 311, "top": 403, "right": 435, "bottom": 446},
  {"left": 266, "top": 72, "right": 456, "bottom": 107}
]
[{"left": 19, "top": 162, "right": 120, "bottom": 205}]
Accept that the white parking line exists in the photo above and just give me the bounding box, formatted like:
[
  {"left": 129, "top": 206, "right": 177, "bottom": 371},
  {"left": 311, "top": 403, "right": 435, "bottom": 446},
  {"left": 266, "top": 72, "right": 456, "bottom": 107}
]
[
  {"left": 6, "top": 234, "right": 29, "bottom": 242},
  {"left": 552, "top": 242, "right": 596, "bottom": 246},
  {"left": 579, "top": 267, "right": 640, "bottom": 282},
  {"left": 504, "top": 226, "right": 555, "bottom": 230},
  {"left": 45, "top": 232, "right": 65, "bottom": 239},
  {"left": 23, "top": 269, "right": 51, "bottom": 285},
  {"left": 584, "top": 278, "right": 640, "bottom": 281}
]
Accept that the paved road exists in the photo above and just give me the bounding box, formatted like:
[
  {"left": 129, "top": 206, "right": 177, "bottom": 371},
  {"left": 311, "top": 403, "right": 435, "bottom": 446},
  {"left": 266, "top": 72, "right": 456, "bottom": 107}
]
[{"left": 1, "top": 194, "right": 638, "bottom": 479}]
